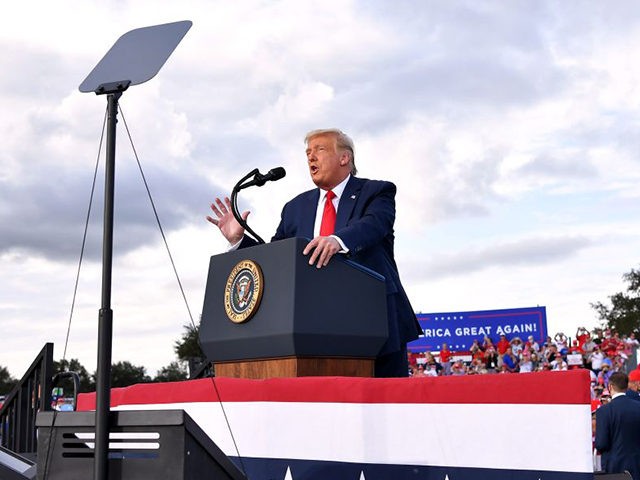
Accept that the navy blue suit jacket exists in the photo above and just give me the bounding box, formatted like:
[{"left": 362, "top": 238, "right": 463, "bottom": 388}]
[
  {"left": 595, "top": 394, "right": 640, "bottom": 478},
  {"left": 241, "top": 176, "right": 421, "bottom": 355},
  {"left": 626, "top": 389, "right": 640, "bottom": 402}
]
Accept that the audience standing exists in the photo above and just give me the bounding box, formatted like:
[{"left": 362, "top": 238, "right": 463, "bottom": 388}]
[{"left": 407, "top": 327, "right": 639, "bottom": 402}]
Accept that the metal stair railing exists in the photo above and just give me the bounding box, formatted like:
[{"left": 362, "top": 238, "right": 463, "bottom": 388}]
[{"left": 0, "top": 343, "right": 54, "bottom": 455}]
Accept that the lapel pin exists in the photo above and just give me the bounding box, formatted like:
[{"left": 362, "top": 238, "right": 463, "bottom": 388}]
[{"left": 350, "top": 195, "right": 356, "bottom": 199}]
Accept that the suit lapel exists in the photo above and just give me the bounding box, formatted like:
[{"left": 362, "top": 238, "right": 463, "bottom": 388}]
[
  {"left": 336, "top": 176, "right": 362, "bottom": 230},
  {"left": 301, "top": 189, "right": 319, "bottom": 238}
]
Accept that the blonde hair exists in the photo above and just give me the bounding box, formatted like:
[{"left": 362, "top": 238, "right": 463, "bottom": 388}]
[{"left": 305, "top": 128, "right": 357, "bottom": 175}]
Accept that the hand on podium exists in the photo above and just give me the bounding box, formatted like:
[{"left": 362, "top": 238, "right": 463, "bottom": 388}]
[{"left": 303, "top": 235, "right": 341, "bottom": 268}]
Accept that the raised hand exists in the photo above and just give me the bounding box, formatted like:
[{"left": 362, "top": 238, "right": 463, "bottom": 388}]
[{"left": 206, "top": 196, "right": 249, "bottom": 245}]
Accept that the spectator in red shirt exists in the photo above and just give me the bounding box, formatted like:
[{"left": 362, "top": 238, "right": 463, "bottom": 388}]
[
  {"left": 469, "top": 339, "right": 483, "bottom": 359},
  {"left": 576, "top": 327, "right": 590, "bottom": 351},
  {"left": 471, "top": 342, "right": 484, "bottom": 363},
  {"left": 569, "top": 340, "right": 581, "bottom": 354},
  {"left": 440, "top": 343, "right": 452, "bottom": 376},
  {"left": 601, "top": 331, "right": 621, "bottom": 358},
  {"left": 497, "top": 334, "right": 510, "bottom": 355}
]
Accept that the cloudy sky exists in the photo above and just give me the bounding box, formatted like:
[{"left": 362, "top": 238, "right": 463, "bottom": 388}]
[{"left": 1, "top": 1, "right": 638, "bottom": 378}]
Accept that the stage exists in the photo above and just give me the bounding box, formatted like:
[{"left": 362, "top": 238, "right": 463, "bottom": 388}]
[{"left": 77, "top": 370, "right": 593, "bottom": 480}]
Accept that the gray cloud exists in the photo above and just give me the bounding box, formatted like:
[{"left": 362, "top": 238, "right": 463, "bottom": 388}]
[
  {"left": 0, "top": 41, "right": 83, "bottom": 101},
  {"left": 0, "top": 161, "right": 224, "bottom": 261},
  {"left": 325, "top": 2, "right": 568, "bottom": 127},
  {"left": 518, "top": 154, "right": 598, "bottom": 180},
  {"left": 407, "top": 235, "right": 592, "bottom": 281}
]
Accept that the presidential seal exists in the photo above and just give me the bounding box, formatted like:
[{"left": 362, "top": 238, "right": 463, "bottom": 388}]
[{"left": 224, "top": 260, "right": 264, "bottom": 324}]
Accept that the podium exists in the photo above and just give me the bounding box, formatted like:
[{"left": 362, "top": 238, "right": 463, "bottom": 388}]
[{"left": 199, "top": 238, "right": 388, "bottom": 378}]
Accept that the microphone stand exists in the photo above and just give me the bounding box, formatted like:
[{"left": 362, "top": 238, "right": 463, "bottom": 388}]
[{"left": 230, "top": 169, "right": 266, "bottom": 244}]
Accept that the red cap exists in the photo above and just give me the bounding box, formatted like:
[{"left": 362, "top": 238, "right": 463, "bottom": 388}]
[{"left": 629, "top": 370, "right": 640, "bottom": 382}]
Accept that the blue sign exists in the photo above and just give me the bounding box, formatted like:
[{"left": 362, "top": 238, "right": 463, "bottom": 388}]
[{"left": 408, "top": 306, "right": 548, "bottom": 352}]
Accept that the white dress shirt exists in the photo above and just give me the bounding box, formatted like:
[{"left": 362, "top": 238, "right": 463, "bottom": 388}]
[{"left": 314, "top": 175, "right": 350, "bottom": 252}]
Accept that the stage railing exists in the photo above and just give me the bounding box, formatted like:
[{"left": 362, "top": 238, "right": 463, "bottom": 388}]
[{"left": 0, "top": 343, "right": 54, "bottom": 454}]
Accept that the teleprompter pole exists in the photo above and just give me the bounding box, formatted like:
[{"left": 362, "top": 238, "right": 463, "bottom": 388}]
[
  {"left": 94, "top": 91, "right": 121, "bottom": 480},
  {"left": 77, "top": 20, "right": 193, "bottom": 480}
]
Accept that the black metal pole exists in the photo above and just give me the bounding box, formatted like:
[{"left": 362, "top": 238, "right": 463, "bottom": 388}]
[{"left": 94, "top": 92, "right": 120, "bottom": 480}]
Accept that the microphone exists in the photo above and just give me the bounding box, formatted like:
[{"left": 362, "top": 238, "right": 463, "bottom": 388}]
[
  {"left": 241, "top": 167, "right": 286, "bottom": 189},
  {"left": 263, "top": 166, "right": 286, "bottom": 182},
  {"left": 230, "top": 166, "right": 287, "bottom": 244}
]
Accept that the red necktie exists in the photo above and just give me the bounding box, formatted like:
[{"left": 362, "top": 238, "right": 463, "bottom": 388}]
[{"left": 320, "top": 190, "right": 336, "bottom": 236}]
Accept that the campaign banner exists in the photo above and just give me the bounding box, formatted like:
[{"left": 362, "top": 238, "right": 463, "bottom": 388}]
[{"left": 408, "top": 306, "right": 548, "bottom": 352}]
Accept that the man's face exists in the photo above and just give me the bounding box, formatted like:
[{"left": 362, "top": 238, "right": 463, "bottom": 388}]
[{"left": 305, "top": 134, "right": 349, "bottom": 190}]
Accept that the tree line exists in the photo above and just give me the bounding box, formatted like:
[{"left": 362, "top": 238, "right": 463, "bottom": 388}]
[{"left": 0, "top": 323, "right": 203, "bottom": 396}]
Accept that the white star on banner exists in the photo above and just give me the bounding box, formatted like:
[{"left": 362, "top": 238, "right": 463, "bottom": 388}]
[
  {"left": 282, "top": 467, "right": 369, "bottom": 479},
  {"left": 284, "top": 466, "right": 293, "bottom": 480}
]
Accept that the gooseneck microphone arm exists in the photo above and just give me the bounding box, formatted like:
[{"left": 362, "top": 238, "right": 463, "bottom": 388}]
[
  {"left": 230, "top": 167, "right": 286, "bottom": 245},
  {"left": 231, "top": 169, "right": 265, "bottom": 244}
]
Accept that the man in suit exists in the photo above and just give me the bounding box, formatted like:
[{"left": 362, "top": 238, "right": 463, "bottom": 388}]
[
  {"left": 207, "top": 128, "right": 422, "bottom": 377},
  {"left": 627, "top": 369, "right": 640, "bottom": 402},
  {"left": 595, "top": 371, "right": 640, "bottom": 478}
]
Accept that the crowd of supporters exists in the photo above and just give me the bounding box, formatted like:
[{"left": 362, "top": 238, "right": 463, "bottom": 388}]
[{"left": 408, "top": 327, "right": 639, "bottom": 400}]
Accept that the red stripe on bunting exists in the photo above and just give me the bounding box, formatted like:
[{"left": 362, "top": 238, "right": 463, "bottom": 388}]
[{"left": 77, "top": 370, "right": 590, "bottom": 411}]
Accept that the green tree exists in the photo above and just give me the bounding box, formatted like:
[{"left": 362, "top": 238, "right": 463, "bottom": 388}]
[
  {"left": 154, "top": 361, "right": 188, "bottom": 382},
  {"left": 53, "top": 358, "right": 95, "bottom": 393},
  {"left": 99, "top": 361, "right": 151, "bottom": 388},
  {"left": 591, "top": 266, "right": 640, "bottom": 335},
  {"left": 173, "top": 322, "right": 211, "bottom": 378},
  {"left": 0, "top": 365, "right": 17, "bottom": 395},
  {"left": 174, "top": 323, "right": 204, "bottom": 362}
]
